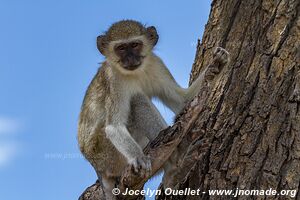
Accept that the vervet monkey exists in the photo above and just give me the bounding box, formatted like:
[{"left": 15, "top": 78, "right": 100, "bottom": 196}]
[{"left": 78, "top": 20, "right": 229, "bottom": 199}]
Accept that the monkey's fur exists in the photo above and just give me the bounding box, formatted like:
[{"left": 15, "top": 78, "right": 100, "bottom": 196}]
[{"left": 78, "top": 20, "right": 229, "bottom": 199}]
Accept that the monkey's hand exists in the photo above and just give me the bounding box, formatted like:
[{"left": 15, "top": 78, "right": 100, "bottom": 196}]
[
  {"left": 129, "top": 155, "right": 151, "bottom": 178},
  {"left": 205, "top": 47, "right": 230, "bottom": 81}
]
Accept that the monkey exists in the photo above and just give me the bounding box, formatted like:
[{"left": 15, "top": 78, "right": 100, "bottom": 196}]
[{"left": 77, "top": 20, "right": 230, "bottom": 199}]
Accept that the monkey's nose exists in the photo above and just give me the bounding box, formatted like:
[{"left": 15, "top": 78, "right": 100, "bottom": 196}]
[{"left": 123, "top": 56, "right": 141, "bottom": 70}]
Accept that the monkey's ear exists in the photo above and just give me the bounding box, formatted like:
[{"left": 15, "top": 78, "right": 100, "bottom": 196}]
[
  {"left": 146, "top": 26, "right": 159, "bottom": 46},
  {"left": 97, "top": 35, "right": 108, "bottom": 55}
]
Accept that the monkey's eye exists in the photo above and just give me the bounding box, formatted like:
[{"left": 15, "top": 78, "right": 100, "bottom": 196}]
[
  {"left": 116, "top": 44, "right": 126, "bottom": 51},
  {"left": 131, "top": 42, "right": 140, "bottom": 48}
]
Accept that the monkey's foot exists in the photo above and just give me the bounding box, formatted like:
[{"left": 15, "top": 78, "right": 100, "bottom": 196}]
[
  {"left": 129, "top": 155, "right": 151, "bottom": 178},
  {"left": 289, "top": 89, "right": 300, "bottom": 102},
  {"left": 205, "top": 47, "right": 230, "bottom": 81}
]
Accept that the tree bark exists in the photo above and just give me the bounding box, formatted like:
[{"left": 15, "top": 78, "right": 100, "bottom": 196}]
[
  {"left": 79, "top": 0, "right": 300, "bottom": 199},
  {"left": 158, "top": 0, "right": 300, "bottom": 199}
]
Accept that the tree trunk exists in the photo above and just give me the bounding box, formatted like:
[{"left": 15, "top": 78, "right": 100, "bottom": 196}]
[
  {"left": 79, "top": 0, "right": 300, "bottom": 199},
  {"left": 158, "top": 0, "right": 300, "bottom": 199}
]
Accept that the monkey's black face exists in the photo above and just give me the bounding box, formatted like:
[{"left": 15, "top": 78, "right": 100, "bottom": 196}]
[{"left": 114, "top": 41, "right": 144, "bottom": 70}]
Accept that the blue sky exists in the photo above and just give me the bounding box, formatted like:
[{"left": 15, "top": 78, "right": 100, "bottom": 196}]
[{"left": 0, "top": 1, "right": 210, "bottom": 199}]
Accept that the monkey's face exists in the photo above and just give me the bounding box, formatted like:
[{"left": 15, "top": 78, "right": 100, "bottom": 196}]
[
  {"left": 114, "top": 40, "right": 144, "bottom": 70},
  {"left": 97, "top": 21, "right": 159, "bottom": 73}
]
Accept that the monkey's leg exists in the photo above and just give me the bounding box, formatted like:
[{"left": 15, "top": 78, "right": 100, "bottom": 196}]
[
  {"left": 128, "top": 94, "right": 179, "bottom": 184},
  {"left": 128, "top": 94, "right": 168, "bottom": 144}
]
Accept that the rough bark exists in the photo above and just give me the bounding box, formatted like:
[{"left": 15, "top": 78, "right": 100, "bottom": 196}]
[
  {"left": 79, "top": 0, "right": 300, "bottom": 199},
  {"left": 158, "top": 0, "right": 300, "bottom": 199}
]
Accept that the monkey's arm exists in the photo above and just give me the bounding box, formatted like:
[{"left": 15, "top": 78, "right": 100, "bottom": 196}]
[
  {"left": 104, "top": 97, "right": 151, "bottom": 176},
  {"left": 105, "top": 125, "right": 145, "bottom": 160},
  {"left": 184, "top": 47, "right": 229, "bottom": 100},
  {"left": 158, "top": 47, "right": 230, "bottom": 114}
]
